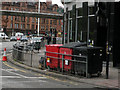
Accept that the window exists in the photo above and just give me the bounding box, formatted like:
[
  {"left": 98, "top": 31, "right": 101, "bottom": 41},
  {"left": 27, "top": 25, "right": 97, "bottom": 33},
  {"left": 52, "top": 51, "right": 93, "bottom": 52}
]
[
  {"left": 46, "top": 26, "right": 48, "bottom": 31},
  {"left": 50, "top": 20, "right": 52, "bottom": 24},
  {"left": 41, "top": 18, "right": 45, "bottom": 24},
  {"left": 21, "top": 17, "right": 25, "bottom": 22},
  {"left": 27, "top": 24, "right": 30, "bottom": 29},
  {"left": 32, "top": 25, "right": 34, "bottom": 29},
  {"left": 36, "top": 25, "right": 38, "bottom": 30},
  {"left": 59, "top": 20, "right": 61, "bottom": 25},
  {"left": 15, "top": 8, "right": 19, "bottom": 11},
  {"left": 11, "top": 8, "right": 13, "bottom": 10},
  {"left": 89, "top": 6, "right": 95, "bottom": 15},
  {"left": 53, "top": 20, "right": 57, "bottom": 25},
  {"left": 23, "top": 24, "right": 25, "bottom": 29},
  {"left": 6, "top": 7, "right": 9, "bottom": 10},
  {"left": 41, "top": 26, "right": 45, "bottom": 31},
  {"left": 21, "top": 24, "right": 22, "bottom": 29},
  {"left": 15, "top": 23, "right": 19, "bottom": 28},
  {"left": 11, "top": 16, "right": 13, "bottom": 20},
  {"left": 22, "top": 2, "right": 25, "bottom": 7},
  {"left": 36, "top": 18, "right": 38, "bottom": 23},
  {"left": 27, "top": 17, "right": 29, "bottom": 23},
  {"left": 15, "top": 16, "right": 19, "bottom": 21},
  {"left": 46, "top": 19, "right": 49, "bottom": 24},
  {"left": 32, "top": 18, "right": 35, "bottom": 23},
  {"left": 11, "top": 24, "right": 12, "bottom": 28},
  {"left": 77, "top": 8, "right": 83, "bottom": 16}
]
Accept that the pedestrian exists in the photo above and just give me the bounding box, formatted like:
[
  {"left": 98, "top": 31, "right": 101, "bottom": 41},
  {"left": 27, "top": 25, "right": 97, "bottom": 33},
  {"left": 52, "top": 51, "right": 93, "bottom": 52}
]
[{"left": 47, "top": 34, "right": 51, "bottom": 45}]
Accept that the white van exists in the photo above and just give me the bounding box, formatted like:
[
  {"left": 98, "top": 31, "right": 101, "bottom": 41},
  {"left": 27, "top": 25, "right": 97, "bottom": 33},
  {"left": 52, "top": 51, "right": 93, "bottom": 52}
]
[
  {"left": 15, "top": 32, "right": 24, "bottom": 37},
  {"left": 0, "top": 32, "right": 9, "bottom": 39}
]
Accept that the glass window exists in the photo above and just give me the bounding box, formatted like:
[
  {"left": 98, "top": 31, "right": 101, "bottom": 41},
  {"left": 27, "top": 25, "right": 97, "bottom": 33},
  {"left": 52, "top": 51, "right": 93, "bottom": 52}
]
[
  {"left": 59, "top": 20, "right": 61, "bottom": 25},
  {"left": 46, "top": 19, "right": 49, "bottom": 24},
  {"left": 21, "top": 24, "right": 22, "bottom": 29},
  {"left": 27, "top": 17, "right": 29, "bottom": 23},
  {"left": 32, "top": 18, "right": 35, "bottom": 23},
  {"left": 21, "top": 17, "right": 25, "bottom": 22},
  {"left": 36, "top": 18, "right": 38, "bottom": 23},
  {"left": 50, "top": 20, "right": 52, "bottom": 24},
  {"left": 15, "top": 16, "right": 19, "bottom": 21},
  {"left": 27, "top": 24, "right": 30, "bottom": 29},
  {"left": 11, "top": 16, "right": 13, "bottom": 20},
  {"left": 89, "top": 6, "right": 95, "bottom": 15},
  {"left": 53, "top": 19, "right": 57, "bottom": 25},
  {"left": 11, "top": 24, "right": 12, "bottom": 28},
  {"left": 23, "top": 24, "right": 25, "bottom": 29},
  {"left": 15, "top": 24, "right": 17, "bottom": 28},
  {"left": 36, "top": 25, "right": 38, "bottom": 30},
  {"left": 77, "top": 18, "right": 83, "bottom": 41},
  {"left": 77, "top": 8, "right": 83, "bottom": 16},
  {"left": 41, "top": 18, "right": 45, "bottom": 24},
  {"left": 32, "top": 25, "right": 34, "bottom": 29}
]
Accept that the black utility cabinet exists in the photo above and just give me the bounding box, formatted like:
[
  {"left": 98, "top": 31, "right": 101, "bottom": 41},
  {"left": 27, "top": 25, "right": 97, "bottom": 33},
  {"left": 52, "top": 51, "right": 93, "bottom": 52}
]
[{"left": 73, "top": 46, "right": 103, "bottom": 77}]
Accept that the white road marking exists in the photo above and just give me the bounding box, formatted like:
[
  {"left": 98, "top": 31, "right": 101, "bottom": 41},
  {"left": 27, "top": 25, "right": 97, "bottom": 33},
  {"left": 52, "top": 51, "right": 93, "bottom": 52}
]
[
  {"left": 0, "top": 76, "right": 21, "bottom": 78},
  {"left": 1, "top": 69, "right": 46, "bottom": 79},
  {"left": 1, "top": 69, "right": 18, "bottom": 71}
]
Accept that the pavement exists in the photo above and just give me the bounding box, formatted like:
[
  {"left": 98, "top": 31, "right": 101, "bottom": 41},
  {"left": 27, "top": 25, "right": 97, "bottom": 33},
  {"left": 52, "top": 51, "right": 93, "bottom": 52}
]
[{"left": 6, "top": 47, "right": 120, "bottom": 89}]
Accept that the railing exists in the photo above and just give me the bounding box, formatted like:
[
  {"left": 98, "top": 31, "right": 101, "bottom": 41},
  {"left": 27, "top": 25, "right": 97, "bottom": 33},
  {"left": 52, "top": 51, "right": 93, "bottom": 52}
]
[{"left": 45, "top": 51, "right": 89, "bottom": 78}]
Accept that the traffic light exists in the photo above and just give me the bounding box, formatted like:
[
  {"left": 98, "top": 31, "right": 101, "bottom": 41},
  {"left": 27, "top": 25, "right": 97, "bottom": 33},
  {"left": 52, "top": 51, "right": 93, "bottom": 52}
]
[{"left": 98, "top": 2, "right": 107, "bottom": 17}]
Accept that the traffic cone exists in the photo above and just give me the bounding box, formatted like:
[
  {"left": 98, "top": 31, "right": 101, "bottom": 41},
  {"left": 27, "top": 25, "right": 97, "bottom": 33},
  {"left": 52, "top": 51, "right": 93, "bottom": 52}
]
[{"left": 2, "top": 48, "right": 7, "bottom": 61}]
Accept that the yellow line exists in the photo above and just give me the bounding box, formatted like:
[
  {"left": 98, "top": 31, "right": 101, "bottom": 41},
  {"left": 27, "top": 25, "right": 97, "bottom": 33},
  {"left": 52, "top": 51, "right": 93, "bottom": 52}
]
[{"left": 3, "top": 62, "right": 27, "bottom": 73}]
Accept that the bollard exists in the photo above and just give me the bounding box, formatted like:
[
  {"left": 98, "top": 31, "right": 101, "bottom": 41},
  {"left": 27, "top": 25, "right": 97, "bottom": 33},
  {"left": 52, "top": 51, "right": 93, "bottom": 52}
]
[{"left": 2, "top": 48, "right": 7, "bottom": 61}]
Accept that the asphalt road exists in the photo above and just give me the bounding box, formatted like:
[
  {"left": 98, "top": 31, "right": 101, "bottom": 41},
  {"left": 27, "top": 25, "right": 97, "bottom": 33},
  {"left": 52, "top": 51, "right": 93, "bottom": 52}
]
[
  {"left": 1, "top": 61, "right": 98, "bottom": 88},
  {"left": 0, "top": 41, "right": 105, "bottom": 89}
]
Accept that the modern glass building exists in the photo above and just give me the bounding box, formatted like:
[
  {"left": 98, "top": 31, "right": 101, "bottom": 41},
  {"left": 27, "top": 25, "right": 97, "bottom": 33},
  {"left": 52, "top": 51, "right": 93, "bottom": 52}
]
[{"left": 62, "top": 0, "right": 120, "bottom": 67}]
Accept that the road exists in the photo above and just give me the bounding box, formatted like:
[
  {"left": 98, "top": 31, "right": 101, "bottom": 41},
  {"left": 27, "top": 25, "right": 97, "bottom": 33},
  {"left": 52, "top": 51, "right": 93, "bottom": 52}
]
[{"left": 0, "top": 41, "right": 105, "bottom": 89}]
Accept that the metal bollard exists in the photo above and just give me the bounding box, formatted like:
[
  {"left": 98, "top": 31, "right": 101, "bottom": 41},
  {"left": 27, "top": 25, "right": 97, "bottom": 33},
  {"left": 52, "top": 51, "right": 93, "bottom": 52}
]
[{"left": 62, "top": 54, "right": 64, "bottom": 74}]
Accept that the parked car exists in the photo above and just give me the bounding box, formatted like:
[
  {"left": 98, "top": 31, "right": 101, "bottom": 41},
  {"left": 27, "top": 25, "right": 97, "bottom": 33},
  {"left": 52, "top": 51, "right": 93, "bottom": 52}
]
[
  {"left": 15, "top": 32, "right": 24, "bottom": 37},
  {"left": 0, "top": 32, "right": 9, "bottom": 39},
  {"left": 30, "top": 37, "right": 43, "bottom": 50},
  {"left": 20, "top": 36, "right": 28, "bottom": 42},
  {"left": 30, "top": 37, "right": 43, "bottom": 43},
  {"left": 17, "top": 36, "right": 21, "bottom": 40},
  {"left": 10, "top": 36, "right": 17, "bottom": 41}
]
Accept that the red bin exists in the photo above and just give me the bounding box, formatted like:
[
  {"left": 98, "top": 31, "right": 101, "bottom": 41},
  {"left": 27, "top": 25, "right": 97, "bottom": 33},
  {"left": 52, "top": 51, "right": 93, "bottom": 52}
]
[
  {"left": 59, "top": 48, "right": 73, "bottom": 71},
  {"left": 46, "top": 44, "right": 63, "bottom": 69},
  {"left": 59, "top": 42, "right": 87, "bottom": 72}
]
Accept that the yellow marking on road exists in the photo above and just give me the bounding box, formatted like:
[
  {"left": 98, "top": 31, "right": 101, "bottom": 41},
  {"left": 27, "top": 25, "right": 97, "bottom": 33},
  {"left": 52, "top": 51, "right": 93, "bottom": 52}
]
[
  {"left": 35, "top": 73, "right": 78, "bottom": 85},
  {"left": 3, "top": 62, "right": 27, "bottom": 73}
]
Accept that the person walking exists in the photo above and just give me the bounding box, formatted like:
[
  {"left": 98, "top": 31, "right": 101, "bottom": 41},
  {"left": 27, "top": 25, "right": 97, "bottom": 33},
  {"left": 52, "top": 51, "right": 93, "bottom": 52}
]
[{"left": 47, "top": 34, "right": 51, "bottom": 45}]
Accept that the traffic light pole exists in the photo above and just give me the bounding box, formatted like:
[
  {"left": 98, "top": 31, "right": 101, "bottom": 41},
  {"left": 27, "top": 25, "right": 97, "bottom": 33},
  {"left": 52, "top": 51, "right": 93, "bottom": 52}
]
[{"left": 106, "top": 2, "right": 110, "bottom": 79}]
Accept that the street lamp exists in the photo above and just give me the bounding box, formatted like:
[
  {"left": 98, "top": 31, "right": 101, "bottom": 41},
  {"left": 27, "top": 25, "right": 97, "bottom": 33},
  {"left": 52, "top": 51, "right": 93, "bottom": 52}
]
[{"left": 38, "top": 0, "right": 40, "bottom": 36}]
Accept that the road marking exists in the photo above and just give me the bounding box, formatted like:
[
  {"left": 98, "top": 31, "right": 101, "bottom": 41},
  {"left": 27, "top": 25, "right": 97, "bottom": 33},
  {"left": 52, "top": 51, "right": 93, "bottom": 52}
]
[
  {"left": 1, "top": 69, "right": 46, "bottom": 79},
  {"left": 2, "top": 69, "right": 28, "bottom": 78},
  {"left": 0, "top": 76, "right": 21, "bottom": 78},
  {"left": 1, "top": 69, "right": 18, "bottom": 71},
  {"left": 3, "top": 62, "right": 26, "bottom": 73}
]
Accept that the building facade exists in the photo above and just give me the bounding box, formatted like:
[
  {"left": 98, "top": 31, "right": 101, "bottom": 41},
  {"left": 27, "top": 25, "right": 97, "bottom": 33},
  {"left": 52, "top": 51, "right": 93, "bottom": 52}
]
[
  {"left": 2, "top": 1, "right": 63, "bottom": 36},
  {"left": 62, "top": 0, "right": 120, "bottom": 67}
]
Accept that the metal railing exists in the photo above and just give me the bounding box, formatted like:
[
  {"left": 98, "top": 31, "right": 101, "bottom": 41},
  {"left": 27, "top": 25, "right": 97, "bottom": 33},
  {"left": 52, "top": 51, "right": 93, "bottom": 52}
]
[{"left": 45, "top": 51, "right": 89, "bottom": 78}]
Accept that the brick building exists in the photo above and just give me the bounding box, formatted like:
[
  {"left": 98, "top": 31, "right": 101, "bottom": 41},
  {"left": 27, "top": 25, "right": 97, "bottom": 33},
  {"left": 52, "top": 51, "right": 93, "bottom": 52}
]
[{"left": 2, "top": 1, "right": 63, "bottom": 37}]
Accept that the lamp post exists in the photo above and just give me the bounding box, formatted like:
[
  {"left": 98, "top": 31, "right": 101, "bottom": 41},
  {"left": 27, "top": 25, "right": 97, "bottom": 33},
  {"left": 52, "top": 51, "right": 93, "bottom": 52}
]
[{"left": 38, "top": 0, "right": 40, "bottom": 36}]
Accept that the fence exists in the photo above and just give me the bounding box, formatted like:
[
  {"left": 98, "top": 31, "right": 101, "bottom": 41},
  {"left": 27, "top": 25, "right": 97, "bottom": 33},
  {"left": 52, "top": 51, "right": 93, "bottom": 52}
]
[
  {"left": 12, "top": 47, "right": 45, "bottom": 68},
  {"left": 45, "top": 51, "right": 91, "bottom": 78}
]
